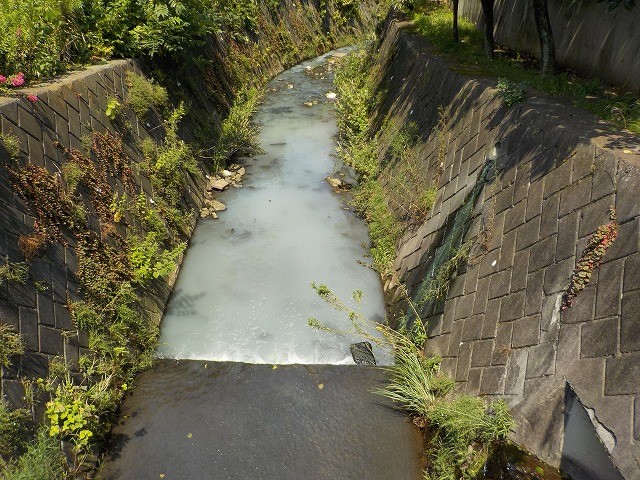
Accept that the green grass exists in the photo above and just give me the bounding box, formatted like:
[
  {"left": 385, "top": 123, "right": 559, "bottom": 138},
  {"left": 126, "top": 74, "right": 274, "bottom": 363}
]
[
  {"left": 1, "top": 430, "right": 68, "bottom": 480},
  {"left": 412, "top": 7, "right": 640, "bottom": 134}
]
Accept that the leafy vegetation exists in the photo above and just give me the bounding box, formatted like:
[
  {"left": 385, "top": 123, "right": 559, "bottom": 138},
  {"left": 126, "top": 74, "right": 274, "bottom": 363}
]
[
  {"left": 0, "top": 402, "right": 32, "bottom": 459},
  {"left": 0, "top": 323, "right": 24, "bottom": 370},
  {"left": 125, "top": 71, "right": 168, "bottom": 119},
  {"left": 0, "top": 132, "right": 21, "bottom": 158},
  {"left": 409, "top": 5, "right": 640, "bottom": 134},
  {"left": 0, "top": 262, "right": 29, "bottom": 285},
  {"left": 213, "top": 87, "right": 263, "bottom": 167},
  {"left": 496, "top": 78, "right": 527, "bottom": 106}
]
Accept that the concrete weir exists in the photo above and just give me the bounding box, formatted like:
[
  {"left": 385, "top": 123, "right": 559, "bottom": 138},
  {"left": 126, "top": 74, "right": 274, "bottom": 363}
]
[{"left": 100, "top": 361, "right": 423, "bottom": 479}]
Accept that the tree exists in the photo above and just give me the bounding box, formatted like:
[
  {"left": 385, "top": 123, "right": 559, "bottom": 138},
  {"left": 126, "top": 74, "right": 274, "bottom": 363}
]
[
  {"left": 480, "top": 0, "right": 495, "bottom": 58},
  {"left": 531, "top": 0, "right": 556, "bottom": 76},
  {"left": 452, "top": 0, "right": 459, "bottom": 42}
]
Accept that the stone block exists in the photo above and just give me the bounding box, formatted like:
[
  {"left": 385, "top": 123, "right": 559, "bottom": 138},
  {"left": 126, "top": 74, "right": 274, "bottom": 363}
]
[
  {"left": 526, "top": 180, "right": 544, "bottom": 221},
  {"left": 526, "top": 343, "right": 556, "bottom": 378},
  {"left": 561, "top": 286, "right": 596, "bottom": 324},
  {"left": 463, "top": 263, "right": 479, "bottom": 295},
  {"left": 498, "top": 229, "right": 516, "bottom": 270},
  {"left": 512, "top": 315, "right": 541, "bottom": 348},
  {"left": 455, "top": 342, "right": 472, "bottom": 381},
  {"left": 615, "top": 164, "right": 640, "bottom": 223},
  {"left": 581, "top": 317, "right": 618, "bottom": 358},
  {"left": 516, "top": 216, "right": 540, "bottom": 252},
  {"left": 1, "top": 379, "right": 26, "bottom": 409},
  {"left": 447, "top": 319, "right": 464, "bottom": 356},
  {"left": 591, "top": 159, "right": 617, "bottom": 202},
  {"left": 540, "top": 193, "right": 560, "bottom": 238},
  {"left": 556, "top": 211, "right": 578, "bottom": 261},
  {"left": 456, "top": 293, "right": 476, "bottom": 320},
  {"left": 494, "top": 185, "right": 514, "bottom": 214},
  {"left": 465, "top": 368, "right": 482, "bottom": 396},
  {"left": 37, "top": 293, "right": 55, "bottom": 326},
  {"left": 595, "top": 259, "right": 623, "bottom": 318},
  {"left": 18, "top": 105, "right": 43, "bottom": 141},
  {"left": 510, "top": 250, "right": 529, "bottom": 292},
  {"left": 473, "top": 276, "right": 490, "bottom": 315},
  {"left": 620, "top": 290, "right": 640, "bottom": 353},
  {"left": 21, "top": 352, "right": 49, "bottom": 378},
  {"left": 461, "top": 315, "right": 484, "bottom": 341},
  {"left": 447, "top": 274, "right": 465, "bottom": 298},
  {"left": 578, "top": 194, "right": 616, "bottom": 238},
  {"left": 39, "top": 325, "right": 63, "bottom": 355},
  {"left": 543, "top": 258, "right": 574, "bottom": 294},
  {"left": 19, "top": 306, "right": 38, "bottom": 350},
  {"left": 624, "top": 252, "right": 640, "bottom": 293},
  {"left": 499, "top": 291, "right": 525, "bottom": 323},
  {"left": 558, "top": 177, "right": 592, "bottom": 217},
  {"left": 488, "top": 269, "right": 511, "bottom": 299},
  {"left": 64, "top": 335, "right": 80, "bottom": 371},
  {"left": 529, "top": 234, "right": 556, "bottom": 271},
  {"left": 544, "top": 160, "right": 572, "bottom": 199},
  {"left": 605, "top": 353, "right": 640, "bottom": 394},
  {"left": 525, "top": 269, "right": 544, "bottom": 315},
  {"left": 479, "top": 365, "right": 506, "bottom": 395},
  {"left": 504, "top": 200, "right": 527, "bottom": 235},
  {"left": 0, "top": 301, "right": 19, "bottom": 329},
  {"left": 605, "top": 219, "right": 638, "bottom": 262},
  {"left": 571, "top": 147, "right": 594, "bottom": 181},
  {"left": 492, "top": 322, "right": 513, "bottom": 366},
  {"left": 478, "top": 248, "right": 500, "bottom": 279},
  {"left": 635, "top": 398, "right": 640, "bottom": 441},
  {"left": 471, "top": 339, "right": 494, "bottom": 367},
  {"left": 504, "top": 348, "right": 528, "bottom": 395},
  {"left": 54, "top": 302, "right": 73, "bottom": 330},
  {"left": 46, "top": 91, "right": 69, "bottom": 120}
]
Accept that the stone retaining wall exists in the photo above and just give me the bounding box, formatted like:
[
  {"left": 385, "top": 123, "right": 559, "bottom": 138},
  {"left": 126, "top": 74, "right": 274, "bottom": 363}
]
[{"left": 376, "top": 18, "right": 640, "bottom": 479}]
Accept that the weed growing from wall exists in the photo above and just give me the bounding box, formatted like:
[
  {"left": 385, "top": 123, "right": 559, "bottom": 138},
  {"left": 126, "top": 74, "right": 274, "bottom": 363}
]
[
  {"left": 0, "top": 262, "right": 28, "bottom": 285},
  {"left": 562, "top": 208, "right": 618, "bottom": 309},
  {"left": 125, "top": 72, "right": 169, "bottom": 119},
  {"left": 0, "top": 132, "right": 21, "bottom": 159},
  {"left": 0, "top": 323, "right": 25, "bottom": 368}
]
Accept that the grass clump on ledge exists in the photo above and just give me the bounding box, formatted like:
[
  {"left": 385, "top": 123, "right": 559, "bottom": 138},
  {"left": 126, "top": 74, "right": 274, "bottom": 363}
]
[
  {"left": 409, "top": 5, "right": 640, "bottom": 134},
  {"left": 213, "top": 87, "right": 264, "bottom": 167},
  {"left": 308, "top": 284, "right": 514, "bottom": 480}
]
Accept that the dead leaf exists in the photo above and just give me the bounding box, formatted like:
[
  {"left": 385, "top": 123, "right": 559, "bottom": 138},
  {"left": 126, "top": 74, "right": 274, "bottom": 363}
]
[{"left": 318, "top": 383, "right": 324, "bottom": 390}]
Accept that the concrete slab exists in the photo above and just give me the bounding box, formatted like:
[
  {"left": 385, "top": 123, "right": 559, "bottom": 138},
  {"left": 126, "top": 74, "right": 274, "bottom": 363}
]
[{"left": 100, "top": 361, "right": 424, "bottom": 480}]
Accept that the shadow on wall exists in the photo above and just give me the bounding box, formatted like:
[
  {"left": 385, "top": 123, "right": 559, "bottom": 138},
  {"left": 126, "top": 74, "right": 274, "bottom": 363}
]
[{"left": 561, "top": 384, "right": 624, "bottom": 480}]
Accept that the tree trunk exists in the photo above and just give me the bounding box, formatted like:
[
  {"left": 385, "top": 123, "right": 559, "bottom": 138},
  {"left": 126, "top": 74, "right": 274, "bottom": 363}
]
[
  {"left": 480, "top": 0, "right": 495, "bottom": 58},
  {"left": 452, "top": 0, "right": 459, "bottom": 42},
  {"left": 532, "top": 0, "right": 557, "bottom": 75}
]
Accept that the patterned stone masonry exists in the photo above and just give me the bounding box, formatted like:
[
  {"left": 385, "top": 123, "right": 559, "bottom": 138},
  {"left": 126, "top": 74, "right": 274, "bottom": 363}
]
[
  {"left": 377, "top": 18, "right": 640, "bottom": 479},
  {"left": 0, "top": 60, "right": 203, "bottom": 415}
]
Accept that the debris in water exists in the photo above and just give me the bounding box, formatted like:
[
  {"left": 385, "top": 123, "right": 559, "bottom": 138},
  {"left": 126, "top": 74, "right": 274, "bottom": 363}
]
[{"left": 325, "top": 91, "right": 337, "bottom": 100}]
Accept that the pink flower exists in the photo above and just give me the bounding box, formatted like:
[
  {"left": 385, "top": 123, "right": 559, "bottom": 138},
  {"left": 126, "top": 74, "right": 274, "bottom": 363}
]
[
  {"left": 26, "top": 94, "right": 38, "bottom": 102},
  {"left": 16, "top": 28, "right": 21, "bottom": 37},
  {"left": 11, "top": 75, "right": 25, "bottom": 87},
  {"left": 0, "top": 75, "right": 6, "bottom": 84}
]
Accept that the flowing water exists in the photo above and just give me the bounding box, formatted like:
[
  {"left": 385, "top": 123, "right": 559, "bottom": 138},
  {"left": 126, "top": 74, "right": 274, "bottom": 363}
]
[{"left": 156, "top": 48, "right": 390, "bottom": 364}]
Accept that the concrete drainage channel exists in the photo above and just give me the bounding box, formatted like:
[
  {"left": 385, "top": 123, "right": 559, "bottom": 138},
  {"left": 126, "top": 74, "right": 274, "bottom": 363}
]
[{"left": 100, "top": 50, "right": 423, "bottom": 479}]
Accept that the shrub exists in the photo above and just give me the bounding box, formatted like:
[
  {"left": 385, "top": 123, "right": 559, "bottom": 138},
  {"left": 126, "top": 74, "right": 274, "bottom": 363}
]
[
  {"left": 125, "top": 72, "right": 168, "bottom": 119},
  {"left": 0, "top": 132, "right": 21, "bottom": 158},
  {"left": 0, "top": 401, "right": 31, "bottom": 459},
  {"left": 213, "top": 87, "right": 263, "bottom": 165},
  {"left": 1, "top": 430, "right": 68, "bottom": 480},
  {"left": 0, "top": 262, "right": 28, "bottom": 285}
]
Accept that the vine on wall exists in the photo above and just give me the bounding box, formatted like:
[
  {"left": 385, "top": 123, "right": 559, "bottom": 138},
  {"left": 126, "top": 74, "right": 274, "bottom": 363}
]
[{"left": 562, "top": 208, "right": 618, "bottom": 309}]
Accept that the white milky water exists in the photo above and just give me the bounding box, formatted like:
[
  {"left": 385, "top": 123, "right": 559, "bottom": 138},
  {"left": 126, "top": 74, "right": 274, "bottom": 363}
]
[{"left": 156, "top": 48, "right": 391, "bottom": 364}]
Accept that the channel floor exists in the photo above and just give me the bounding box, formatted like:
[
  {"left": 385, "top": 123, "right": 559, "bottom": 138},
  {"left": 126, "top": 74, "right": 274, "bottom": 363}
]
[{"left": 100, "top": 360, "right": 424, "bottom": 479}]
